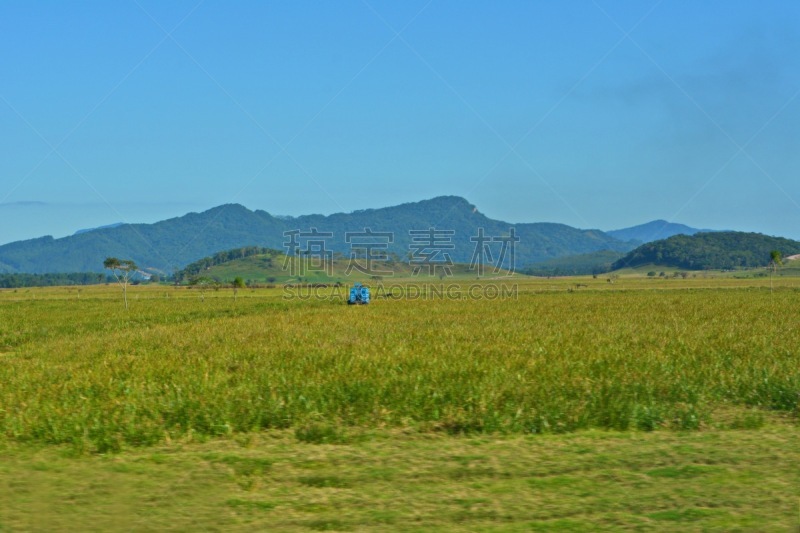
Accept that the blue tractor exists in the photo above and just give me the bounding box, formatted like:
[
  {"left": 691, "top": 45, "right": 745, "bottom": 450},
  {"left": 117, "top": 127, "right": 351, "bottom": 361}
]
[{"left": 348, "top": 282, "right": 370, "bottom": 305}]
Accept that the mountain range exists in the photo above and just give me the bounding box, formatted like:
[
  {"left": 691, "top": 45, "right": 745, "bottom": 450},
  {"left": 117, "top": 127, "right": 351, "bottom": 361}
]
[
  {"left": 606, "top": 220, "right": 718, "bottom": 243},
  {"left": 0, "top": 196, "right": 713, "bottom": 274}
]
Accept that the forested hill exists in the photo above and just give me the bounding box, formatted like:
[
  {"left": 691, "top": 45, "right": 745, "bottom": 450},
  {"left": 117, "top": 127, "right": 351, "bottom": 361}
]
[
  {"left": 611, "top": 232, "right": 800, "bottom": 270},
  {"left": 0, "top": 196, "right": 634, "bottom": 274}
]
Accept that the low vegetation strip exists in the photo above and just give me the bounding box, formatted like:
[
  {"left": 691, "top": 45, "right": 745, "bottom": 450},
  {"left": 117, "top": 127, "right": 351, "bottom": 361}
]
[
  {"left": 0, "top": 282, "right": 798, "bottom": 453},
  {"left": 1, "top": 426, "right": 798, "bottom": 530},
  {"left": 0, "top": 272, "right": 112, "bottom": 288}
]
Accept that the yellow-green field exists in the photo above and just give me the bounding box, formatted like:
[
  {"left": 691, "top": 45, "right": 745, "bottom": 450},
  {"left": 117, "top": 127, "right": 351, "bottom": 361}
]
[{"left": 1, "top": 277, "right": 798, "bottom": 530}]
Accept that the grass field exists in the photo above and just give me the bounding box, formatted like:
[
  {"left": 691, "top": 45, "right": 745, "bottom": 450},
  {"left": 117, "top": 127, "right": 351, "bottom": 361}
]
[
  {"left": 2, "top": 425, "right": 798, "bottom": 531},
  {"left": 0, "top": 277, "right": 798, "bottom": 530}
]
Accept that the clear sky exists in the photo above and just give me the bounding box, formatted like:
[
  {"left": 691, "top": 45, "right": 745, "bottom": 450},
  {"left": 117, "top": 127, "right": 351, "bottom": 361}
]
[{"left": 1, "top": 1, "right": 799, "bottom": 245}]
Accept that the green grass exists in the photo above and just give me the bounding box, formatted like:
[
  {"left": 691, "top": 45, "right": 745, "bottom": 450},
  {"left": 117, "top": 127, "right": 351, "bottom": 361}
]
[
  {"left": 0, "top": 425, "right": 797, "bottom": 530},
  {"left": 0, "top": 278, "right": 798, "bottom": 529},
  {"left": 610, "top": 261, "right": 800, "bottom": 280},
  {"left": 0, "top": 280, "right": 798, "bottom": 452}
]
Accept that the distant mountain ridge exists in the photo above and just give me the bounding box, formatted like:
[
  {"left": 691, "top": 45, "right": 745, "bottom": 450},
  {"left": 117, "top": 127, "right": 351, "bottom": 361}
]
[
  {"left": 0, "top": 196, "right": 636, "bottom": 274},
  {"left": 74, "top": 222, "right": 124, "bottom": 235},
  {"left": 607, "top": 220, "right": 716, "bottom": 244}
]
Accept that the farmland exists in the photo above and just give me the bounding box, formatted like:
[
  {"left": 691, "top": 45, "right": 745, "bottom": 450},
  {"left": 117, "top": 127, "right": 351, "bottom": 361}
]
[{"left": 1, "top": 277, "right": 798, "bottom": 530}]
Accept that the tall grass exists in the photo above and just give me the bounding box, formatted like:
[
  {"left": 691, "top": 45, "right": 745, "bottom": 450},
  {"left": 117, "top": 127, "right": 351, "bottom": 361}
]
[{"left": 0, "top": 283, "right": 797, "bottom": 452}]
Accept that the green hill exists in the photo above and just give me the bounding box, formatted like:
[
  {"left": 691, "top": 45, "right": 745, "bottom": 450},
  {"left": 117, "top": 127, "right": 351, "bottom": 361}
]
[
  {"left": 611, "top": 232, "right": 800, "bottom": 271},
  {"left": 0, "top": 196, "right": 633, "bottom": 274},
  {"left": 175, "top": 247, "right": 517, "bottom": 284}
]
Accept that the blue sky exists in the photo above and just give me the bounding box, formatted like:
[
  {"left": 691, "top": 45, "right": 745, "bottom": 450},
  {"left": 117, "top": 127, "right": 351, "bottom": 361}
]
[{"left": 1, "top": 0, "right": 799, "bottom": 245}]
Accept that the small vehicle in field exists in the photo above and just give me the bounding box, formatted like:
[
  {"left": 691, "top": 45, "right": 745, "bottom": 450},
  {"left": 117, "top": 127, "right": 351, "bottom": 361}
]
[{"left": 348, "top": 282, "right": 370, "bottom": 305}]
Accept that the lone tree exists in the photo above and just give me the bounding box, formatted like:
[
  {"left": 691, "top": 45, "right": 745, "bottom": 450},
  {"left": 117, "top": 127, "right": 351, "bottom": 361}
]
[
  {"left": 189, "top": 276, "right": 220, "bottom": 301},
  {"left": 232, "top": 276, "right": 245, "bottom": 302},
  {"left": 769, "top": 250, "right": 783, "bottom": 291},
  {"left": 104, "top": 257, "right": 138, "bottom": 309}
]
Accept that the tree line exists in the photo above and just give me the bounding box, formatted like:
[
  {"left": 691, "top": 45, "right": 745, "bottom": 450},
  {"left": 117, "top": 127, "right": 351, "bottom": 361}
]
[{"left": 0, "top": 272, "right": 113, "bottom": 288}]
